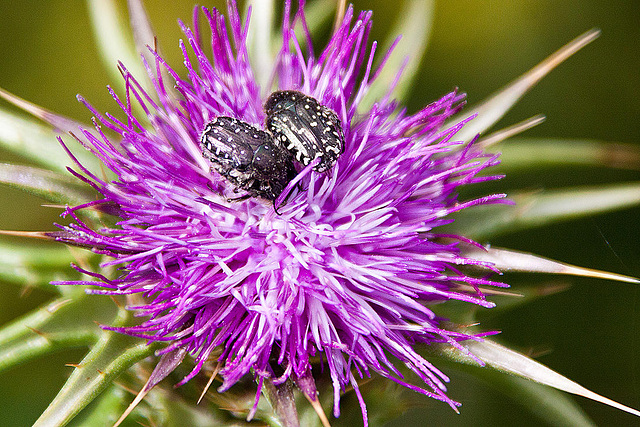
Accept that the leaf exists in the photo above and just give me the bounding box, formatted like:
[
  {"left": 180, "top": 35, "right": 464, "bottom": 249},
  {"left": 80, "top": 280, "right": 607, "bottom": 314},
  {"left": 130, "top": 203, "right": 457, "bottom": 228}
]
[
  {"left": 464, "top": 364, "right": 597, "bottom": 427},
  {"left": 126, "top": 0, "right": 156, "bottom": 69},
  {"left": 0, "top": 106, "right": 100, "bottom": 174},
  {"left": 33, "top": 307, "right": 156, "bottom": 427},
  {"left": 0, "top": 87, "right": 86, "bottom": 133},
  {"left": 262, "top": 379, "right": 299, "bottom": 427},
  {"left": 449, "top": 182, "right": 640, "bottom": 240},
  {"left": 113, "top": 347, "right": 187, "bottom": 427},
  {"left": 149, "top": 386, "right": 231, "bottom": 427},
  {"left": 245, "top": 0, "right": 276, "bottom": 90},
  {"left": 86, "top": 0, "right": 149, "bottom": 94},
  {"left": 0, "top": 242, "right": 80, "bottom": 290},
  {"left": 480, "top": 282, "right": 572, "bottom": 316},
  {"left": 127, "top": 0, "right": 177, "bottom": 104},
  {"left": 490, "top": 138, "right": 640, "bottom": 171},
  {"left": 452, "top": 29, "right": 601, "bottom": 142},
  {"left": 455, "top": 339, "right": 640, "bottom": 418},
  {"left": 67, "top": 385, "right": 128, "bottom": 427},
  {"left": 461, "top": 245, "right": 639, "bottom": 284},
  {"left": 0, "top": 295, "right": 118, "bottom": 374},
  {"left": 476, "top": 115, "right": 546, "bottom": 148},
  {"left": 261, "top": 0, "right": 336, "bottom": 93},
  {"left": 296, "top": 0, "right": 336, "bottom": 41},
  {"left": 359, "top": 0, "right": 435, "bottom": 111},
  {"left": 0, "top": 163, "right": 95, "bottom": 205}
]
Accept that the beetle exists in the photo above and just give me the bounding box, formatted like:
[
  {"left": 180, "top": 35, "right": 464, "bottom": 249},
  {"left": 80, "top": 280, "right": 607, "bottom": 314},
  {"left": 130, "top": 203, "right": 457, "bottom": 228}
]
[
  {"left": 264, "top": 90, "right": 345, "bottom": 173},
  {"left": 200, "top": 116, "right": 296, "bottom": 201}
]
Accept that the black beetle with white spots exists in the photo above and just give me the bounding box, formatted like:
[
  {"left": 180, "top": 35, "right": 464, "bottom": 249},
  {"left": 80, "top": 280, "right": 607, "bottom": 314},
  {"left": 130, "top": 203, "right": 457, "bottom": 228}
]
[
  {"left": 265, "top": 90, "right": 344, "bottom": 173},
  {"left": 200, "top": 91, "right": 345, "bottom": 204},
  {"left": 200, "top": 116, "right": 297, "bottom": 201}
]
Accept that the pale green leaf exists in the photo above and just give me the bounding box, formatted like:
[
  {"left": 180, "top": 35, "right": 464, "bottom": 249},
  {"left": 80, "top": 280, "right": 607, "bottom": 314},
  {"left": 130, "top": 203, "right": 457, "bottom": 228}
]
[
  {"left": 490, "top": 138, "right": 640, "bottom": 172},
  {"left": 452, "top": 29, "right": 600, "bottom": 142},
  {"left": 126, "top": 0, "right": 155, "bottom": 66},
  {"left": 457, "top": 339, "right": 640, "bottom": 418},
  {"left": 127, "top": 0, "right": 177, "bottom": 104},
  {"left": 0, "top": 87, "right": 86, "bottom": 133},
  {"left": 484, "top": 282, "right": 572, "bottom": 316},
  {"left": 449, "top": 182, "right": 640, "bottom": 240},
  {"left": 359, "top": 0, "right": 435, "bottom": 111},
  {"left": 150, "top": 387, "right": 230, "bottom": 427},
  {"left": 70, "top": 385, "right": 129, "bottom": 427},
  {"left": 245, "top": 0, "right": 276, "bottom": 90},
  {"left": 262, "top": 379, "right": 299, "bottom": 427},
  {"left": 296, "top": 0, "right": 336, "bottom": 40},
  {"left": 496, "top": 377, "right": 597, "bottom": 427},
  {"left": 34, "top": 309, "right": 156, "bottom": 427},
  {"left": 86, "top": 0, "right": 149, "bottom": 94},
  {"left": 0, "top": 107, "right": 100, "bottom": 174},
  {"left": 0, "top": 295, "right": 118, "bottom": 374},
  {"left": 0, "top": 163, "right": 95, "bottom": 205},
  {"left": 461, "top": 245, "right": 639, "bottom": 284},
  {"left": 0, "top": 242, "right": 78, "bottom": 290},
  {"left": 427, "top": 342, "right": 599, "bottom": 426},
  {"left": 470, "top": 366, "right": 596, "bottom": 427}
]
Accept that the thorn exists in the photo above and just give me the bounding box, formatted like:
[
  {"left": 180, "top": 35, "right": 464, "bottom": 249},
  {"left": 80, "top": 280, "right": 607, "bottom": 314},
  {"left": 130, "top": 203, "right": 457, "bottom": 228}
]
[
  {"left": 197, "top": 362, "right": 222, "bottom": 404},
  {"left": 454, "top": 28, "right": 601, "bottom": 142},
  {"left": 465, "top": 245, "right": 640, "bottom": 285},
  {"left": 0, "top": 86, "right": 82, "bottom": 131},
  {"left": 458, "top": 322, "right": 481, "bottom": 328},
  {"left": 19, "top": 286, "right": 33, "bottom": 298},
  {"left": 302, "top": 390, "right": 331, "bottom": 427},
  {"left": 113, "top": 379, "right": 139, "bottom": 396},
  {"left": 523, "top": 345, "right": 554, "bottom": 359},
  {"left": 109, "top": 295, "right": 125, "bottom": 308},
  {"left": 478, "top": 114, "right": 546, "bottom": 148},
  {"left": 47, "top": 299, "right": 73, "bottom": 313},
  {"left": 332, "top": 0, "right": 347, "bottom": 37},
  {"left": 454, "top": 283, "right": 523, "bottom": 297},
  {"left": 26, "top": 327, "right": 49, "bottom": 338},
  {"left": 0, "top": 230, "right": 58, "bottom": 240},
  {"left": 534, "top": 282, "right": 572, "bottom": 297},
  {"left": 113, "top": 380, "right": 154, "bottom": 427},
  {"left": 115, "top": 347, "right": 187, "bottom": 427}
]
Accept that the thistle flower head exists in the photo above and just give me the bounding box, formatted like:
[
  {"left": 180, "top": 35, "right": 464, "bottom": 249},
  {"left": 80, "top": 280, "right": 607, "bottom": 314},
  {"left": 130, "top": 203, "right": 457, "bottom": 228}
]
[{"left": 57, "top": 1, "right": 507, "bottom": 422}]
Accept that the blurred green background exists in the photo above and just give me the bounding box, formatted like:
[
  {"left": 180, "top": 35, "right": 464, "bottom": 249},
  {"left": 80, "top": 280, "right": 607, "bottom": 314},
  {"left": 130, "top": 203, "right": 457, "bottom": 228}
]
[{"left": 0, "top": 1, "right": 638, "bottom": 425}]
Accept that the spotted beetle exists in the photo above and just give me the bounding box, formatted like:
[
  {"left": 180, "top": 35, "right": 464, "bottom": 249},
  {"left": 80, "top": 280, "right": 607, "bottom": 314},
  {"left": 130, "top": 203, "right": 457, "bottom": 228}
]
[
  {"left": 264, "top": 90, "right": 345, "bottom": 173},
  {"left": 200, "top": 116, "right": 296, "bottom": 201}
]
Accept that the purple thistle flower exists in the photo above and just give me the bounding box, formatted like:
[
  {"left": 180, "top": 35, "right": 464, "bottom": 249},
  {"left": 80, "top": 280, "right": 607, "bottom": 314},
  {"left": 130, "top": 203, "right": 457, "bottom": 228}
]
[{"left": 55, "top": 1, "right": 509, "bottom": 423}]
